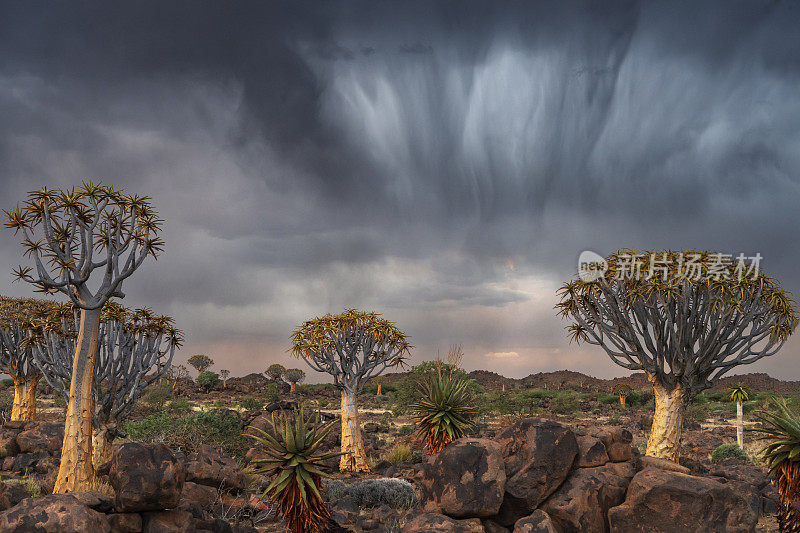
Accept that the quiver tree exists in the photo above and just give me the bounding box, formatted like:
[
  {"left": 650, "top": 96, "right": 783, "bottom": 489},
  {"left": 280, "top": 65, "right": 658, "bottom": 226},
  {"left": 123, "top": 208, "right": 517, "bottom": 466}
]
[
  {"left": 729, "top": 384, "right": 750, "bottom": 449},
  {"left": 219, "top": 369, "right": 230, "bottom": 388},
  {"left": 4, "top": 183, "right": 164, "bottom": 492},
  {"left": 266, "top": 363, "right": 286, "bottom": 383},
  {"left": 284, "top": 369, "right": 305, "bottom": 393},
  {"left": 187, "top": 354, "right": 213, "bottom": 376},
  {"left": 611, "top": 383, "right": 632, "bottom": 408},
  {"left": 0, "top": 297, "right": 58, "bottom": 421},
  {"left": 557, "top": 250, "right": 797, "bottom": 461},
  {"left": 166, "top": 364, "right": 189, "bottom": 394},
  {"left": 290, "top": 309, "right": 410, "bottom": 471},
  {"left": 31, "top": 302, "right": 181, "bottom": 467}
]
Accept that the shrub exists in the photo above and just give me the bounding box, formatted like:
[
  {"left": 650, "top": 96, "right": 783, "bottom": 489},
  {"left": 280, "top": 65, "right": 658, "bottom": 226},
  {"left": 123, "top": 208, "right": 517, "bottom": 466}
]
[
  {"left": 706, "top": 391, "right": 727, "bottom": 403},
  {"left": 711, "top": 443, "right": 748, "bottom": 463},
  {"left": 598, "top": 393, "right": 619, "bottom": 405},
  {"left": 627, "top": 389, "right": 654, "bottom": 407},
  {"left": 550, "top": 391, "right": 580, "bottom": 414},
  {"left": 684, "top": 403, "right": 709, "bottom": 426},
  {"left": 168, "top": 398, "right": 193, "bottom": 414},
  {"left": 384, "top": 443, "right": 412, "bottom": 464},
  {"left": 325, "top": 478, "right": 417, "bottom": 509},
  {"left": 197, "top": 371, "right": 220, "bottom": 391},
  {"left": 52, "top": 395, "right": 66, "bottom": 409},
  {"left": 239, "top": 396, "right": 266, "bottom": 411},
  {"left": 139, "top": 382, "right": 174, "bottom": 413},
  {"left": 262, "top": 383, "right": 280, "bottom": 403},
  {"left": 691, "top": 393, "right": 709, "bottom": 405},
  {"left": 125, "top": 412, "right": 174, "bottom": 442},
  {"left": 397, "top": 425, "right": 413, "bottom": 437},
  {"left": 0, "top": 379, "right": 13, "bottom": 388}
]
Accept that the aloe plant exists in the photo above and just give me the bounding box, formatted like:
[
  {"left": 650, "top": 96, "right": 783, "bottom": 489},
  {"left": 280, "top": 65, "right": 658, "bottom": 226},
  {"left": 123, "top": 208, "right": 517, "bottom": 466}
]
[
  {"left": 249, "top": 409, "right": 340, "bottom": 533},
  {"left": 753, "top": 396, "right": 800, "bottom": 532},
  {"left": 410, "top": 361, "right": 477, "bottom": 454}
]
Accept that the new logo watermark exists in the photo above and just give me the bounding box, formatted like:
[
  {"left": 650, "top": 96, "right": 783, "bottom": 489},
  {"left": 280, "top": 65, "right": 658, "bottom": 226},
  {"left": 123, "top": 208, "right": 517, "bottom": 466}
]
[{"left": 577, "top": 251, "right": 762, "bottom": 282}]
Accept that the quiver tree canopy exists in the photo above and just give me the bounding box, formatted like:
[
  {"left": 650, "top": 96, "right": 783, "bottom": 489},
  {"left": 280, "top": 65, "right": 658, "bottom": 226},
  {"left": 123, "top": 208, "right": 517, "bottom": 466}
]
[
  {"left": 187, "top": 354, "right": 214, "bottom": 375},
  {"left": 0, "top": 296, "right": 60, "bottom": 421},
  {"left": 290, "top": 309, "right": 410, "bottom": 471},
  {"left": 557, "top": 249, "right": 798, "bottom": 460},
  {"left": 30, "top": 301, "right": 182, "bottom": 465}
]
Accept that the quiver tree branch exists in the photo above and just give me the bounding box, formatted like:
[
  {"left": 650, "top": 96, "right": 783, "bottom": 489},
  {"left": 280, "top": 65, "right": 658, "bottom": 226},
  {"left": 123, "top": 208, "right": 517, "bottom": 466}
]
[
  {"left": 290, "top": 309, "right": 411, "bottom": 471},
  {"left": 3, "top": 182, "right": 164, "bottom": 493},
  {"left": 557, "top": 249, "right": 797, "bottom": 461}
]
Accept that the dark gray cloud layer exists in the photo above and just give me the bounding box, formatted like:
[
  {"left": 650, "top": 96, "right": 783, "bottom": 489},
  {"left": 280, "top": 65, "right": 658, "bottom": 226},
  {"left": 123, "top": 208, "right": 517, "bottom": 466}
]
[{"left": 1, "top": 1, "right": 799, "bottom": 378}]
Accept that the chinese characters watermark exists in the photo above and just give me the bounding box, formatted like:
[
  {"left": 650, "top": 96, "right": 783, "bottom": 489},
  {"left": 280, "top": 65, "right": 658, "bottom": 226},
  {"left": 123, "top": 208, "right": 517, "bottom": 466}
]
[{"left": 578, "top": 251, "right": 762, "bottom": 283}]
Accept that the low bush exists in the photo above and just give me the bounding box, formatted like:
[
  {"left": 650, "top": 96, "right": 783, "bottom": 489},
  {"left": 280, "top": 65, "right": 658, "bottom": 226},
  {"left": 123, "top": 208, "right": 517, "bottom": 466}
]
[
  {"left": 325, "top": 478, "right": 417, "bottom": 509},
  {"left": 410, "top": 449, "right": 425, "bottom": 464},
  {"left": 711, "top": 443, "right": 748, "bottom": 463},
  {"left": 550, "top": 391, "right": 580, "bottom": 414},
  {"left": 168, "top": 398, "right": 193, "bottom": 414},
  {"left": 627, "top": 389, "right": 654, "bottom": 407},
  {"left": 197, "top": 371, "right": 220, "bottom": 391},
  {"left": 684, "top": 403, "right": 709, "bottom": 426},
  {"left": 598, "top": 393, "right": 619, "bottom": 405},
  {"left": 238, "top": 396, "right": 265, "bottom": 411},
  {"left": 137, "top": 382, "right": 174, "bottom": 415},
  {"left": 706, "top": 391, "right": 727, "bottom": 403},
  {"left": 397, "top": 425, "right": 413, "bottom": 436},
  {"left": 384, "top": 443, "right": 412, "bottom": 464}
]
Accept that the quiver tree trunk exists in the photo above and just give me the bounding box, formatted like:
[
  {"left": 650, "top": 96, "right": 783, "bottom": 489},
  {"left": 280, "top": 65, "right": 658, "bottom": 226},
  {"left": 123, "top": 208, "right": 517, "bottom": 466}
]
[
  {"left": 736, "top": 401, "right": 744, "bottom": 449},
  {"left": 619, "top": 394, "right": 626, "bottom": 408},
  {"left": 10, "top": 377, "right": 26, "bottom": 421},
  {"left": 290, "top": 382, "right": 296, "bottom": 394},
  {"left": 376, "top": 383, "right": 382, "bottom": 396},
  {"left": 25, "top": 375, "right": 40, "bottom": 421},
  {"left": 340, "top": 390, "right": 370, "bottom": 472},
  {"left": 54, "top": 307, "right": 101, "bottom": 493},
  {"left": 92, "top": 423, "right": 115, "bottom": 469},
  {"left": 645, "top": 378, "right": 687, "bottom": 462}
]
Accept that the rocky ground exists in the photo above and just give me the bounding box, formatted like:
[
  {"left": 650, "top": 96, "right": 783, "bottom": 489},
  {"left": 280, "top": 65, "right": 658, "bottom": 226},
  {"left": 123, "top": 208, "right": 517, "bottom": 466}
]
[{"left": 0, "top": 374, "right": 791, "bottom": 532}]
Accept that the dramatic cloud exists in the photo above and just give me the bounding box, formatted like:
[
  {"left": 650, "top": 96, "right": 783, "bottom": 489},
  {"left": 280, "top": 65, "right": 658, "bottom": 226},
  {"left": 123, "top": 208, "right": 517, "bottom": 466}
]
[
  {"left": 1, "top": 1, "right": 799, "bottom": 380},
  {"left": 486, "top": 352, "right": 520, "bottom": 360}
]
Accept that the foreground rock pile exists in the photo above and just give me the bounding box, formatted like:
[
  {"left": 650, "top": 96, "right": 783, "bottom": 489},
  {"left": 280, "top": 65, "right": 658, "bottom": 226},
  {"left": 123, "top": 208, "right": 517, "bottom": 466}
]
[
  {"left": 408, "top": 417, "right": 768, "bottom": 533},
  {"left": 0, "top": 442, "right": 262, "bottom": 533}
]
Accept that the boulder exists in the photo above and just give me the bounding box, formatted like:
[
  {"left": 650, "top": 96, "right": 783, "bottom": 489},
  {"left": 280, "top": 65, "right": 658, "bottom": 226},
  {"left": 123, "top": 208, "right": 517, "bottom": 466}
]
[
  {"left": 71, "top": 491, "right": 114, "bottom": 513},
  {"left": 575, "top": 435, "right": 609, "bottom": 468},
  {"left": 0, "top": 428, "right": 20, "bottom": 458},
  {"left": 709, "top": 463, "right": 769, "bottom": 490},
  {"left": 180, "top": 481, "right": 218, "bottom": 507},
  {"left": 607, "top": 468, "right": 758, "bottom": 532},
  {"left": 494, "top": 418, "right": 578, "bottom": 524},
  {"left": 11, "top": 451, "right": 50, "bottom": 473},
  {"left": 142, "top": 509, "right": 194, "bottom": 533},
  {"left": 402, "top": 513, "right": 475, "bottom": 532},
  {"left": 513, "top": 510, "right": 558, "bottom": 533},
  {"left": 109, "top": 512, "right": 143, "bottom": 533},
  {"left": 418, "top": 438, "right": 506, "bottom": 518},
  {"left": 109, "top": 443, "right": 186, "bottom": 512},
  {"left": 638, "top": 456, "right": 690, "bottom": 474},
  {"left": 185, "top": 444, "right": 246, "bottom": 493},
  {"left": 0, "top": 494, "right": 111, "bottom": 532},
  {"left": 541, "top": 461, "right": 636, "bottom": 533},
  {"left": 15, "top": 422, "right": 64, "bottom": 454}
]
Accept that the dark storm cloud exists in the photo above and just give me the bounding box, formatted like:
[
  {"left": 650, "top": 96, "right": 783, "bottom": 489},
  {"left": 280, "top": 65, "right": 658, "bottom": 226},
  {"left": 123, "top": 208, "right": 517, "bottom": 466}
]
[{"left": 1, "top": 1, "right": 799, "bottom": 377}]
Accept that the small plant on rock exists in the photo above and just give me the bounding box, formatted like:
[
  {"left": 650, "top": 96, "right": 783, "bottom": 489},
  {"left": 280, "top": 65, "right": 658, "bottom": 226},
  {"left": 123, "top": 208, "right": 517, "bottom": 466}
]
[
  {"left": 753, "top": 396, "right": 800, "bottom": 532},
  {"left": 249, "top": 409, "right": 340, "bottom": 533},
  {"left": 409, "top": 346, "right": 477, "bottom": 454},
  {"left": 711, "top": 443, "right": 749, "bottom": 463}
]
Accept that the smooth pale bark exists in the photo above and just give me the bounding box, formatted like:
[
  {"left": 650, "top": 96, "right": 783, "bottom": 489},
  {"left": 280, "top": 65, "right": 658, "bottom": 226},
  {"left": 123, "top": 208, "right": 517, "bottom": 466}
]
[
  {"left": 54, "top": 307, "right": 101, "bottom": 493},
  {"left": 645, "top": 378, "right": 687, "bottom": 461},
  {"left": 10, "top": 377, "right": 26, "bottom": 421},
  {"left": 25, "top": 376, "right": 40, "bottom": 421},
  {"left": 340, "top": 390, "right": 370, "bottom": 472},
  {"left": 736, "top": 401, "right": 744, "bottom": 449}
]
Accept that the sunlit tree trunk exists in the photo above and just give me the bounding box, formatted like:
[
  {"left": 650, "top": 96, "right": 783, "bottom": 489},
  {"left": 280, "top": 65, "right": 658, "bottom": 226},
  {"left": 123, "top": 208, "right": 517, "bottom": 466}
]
[
  {"left": 290, "top": 382, "right": 296, "bottom": 393},
  {"left": 54, "top": 307, "right": 101, "bottom": 493},
  {"left": 736, "top": 401, "right": 744, "bottom": 449},
  {"left": 25, "top": 375, "right": 40, "bottom": 421},
  {"left": 619, "top": 394, "right": 626, "bottom": 408},
  {"left": 376, "top": 383, "right": 382, "bottom": 396},
  {"left": 645, "top": 378, "right": 687, "bottom": 461},
  {"left": 92, "top": 423, "right": 114, "bottom": 469},
  {"left": 10, "top": 377, "right": 26, "bottom": 421},
  {"left": 340, "top": 390, "right": 370, "bottom": 472}
]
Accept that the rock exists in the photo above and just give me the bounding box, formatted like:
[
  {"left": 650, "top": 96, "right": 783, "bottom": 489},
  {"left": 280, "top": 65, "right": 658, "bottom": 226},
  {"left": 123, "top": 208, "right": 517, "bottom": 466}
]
[
  {"left": 71, "top": 491, "right": 114, "bottom": 513},
  {"left": 709, "top": 463, "right": 769, "bottom": 490},
  {"left": 482, "top": 519, "right": 510, "bottom": 533},
  {"left": 459, "top": 517, "right": 486, "bottom": 532},
  {"left": 607, "top": 468, "right": 759, "bottom": 532},
  {"left": 180, "top": 481, "right": 218, "bottom": 507},
  {"left": 363, "top": 422, "right": 379, "bottom": 433},
  {"left": 0, "top": 428, "right": 20, "bottom": 458},
  {"left": 403, "top": 513, "right": 474, "bottom": 532},
  {"left": 15, "top": 422, "right": 64, "bottom": 454},
  {"left": 606, "top": 442, "right": 633, "bottom": 462},
  {"left": 0, "top": 483, "right": 10, "bottom": 512},
  {"left": 494, "top": 418, "right": 578, "bottom": 525},
  {"left": 11, "top": 451, "right": 50, "bottom": 473},
  {"left": 2, "top": 482, "right": 29, "bottom": 507},
  {"left": 110, "top": 442, "right": 186, "bottom": 512},
  {"left": 761, "top": 484, "right": 779, "bottom": 515},
  {"left": 185, "top": 444, "right": 246, "bottom": 493},
  {"left": 638, "top": 456, "right": 690, "bottom": 474},
  {"left": 110, "top": 513, "right": 143, "bottom": 533},
  {"left": 0, "top": 494, "right": 111, "bottom": 532},
  {"left": 513, "top": 510, "right": 558, "bottom": 533},
  {"left": 541, "top": 461, "right": 636, "bottom": 532},
  {"left": 141, "top": 509, "right": 194, "bottom": 533},
  {"left": 418, "top": 438, "right": 506, "bottom": 518},
  {"left": 575, "top": 435, "right": 609, "bottom": 468}
]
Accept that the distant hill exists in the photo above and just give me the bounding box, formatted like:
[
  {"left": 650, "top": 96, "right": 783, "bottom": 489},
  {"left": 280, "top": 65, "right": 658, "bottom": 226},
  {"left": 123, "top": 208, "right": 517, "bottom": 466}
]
[{"left": 374, "top": 369, "right": 800, "bottom": 394}]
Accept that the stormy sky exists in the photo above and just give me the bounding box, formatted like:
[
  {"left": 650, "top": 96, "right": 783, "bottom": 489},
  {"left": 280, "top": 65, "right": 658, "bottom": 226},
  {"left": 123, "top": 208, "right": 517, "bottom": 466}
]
[{"left": 1, "top": 1, "right": 799, "bottom": 380}]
